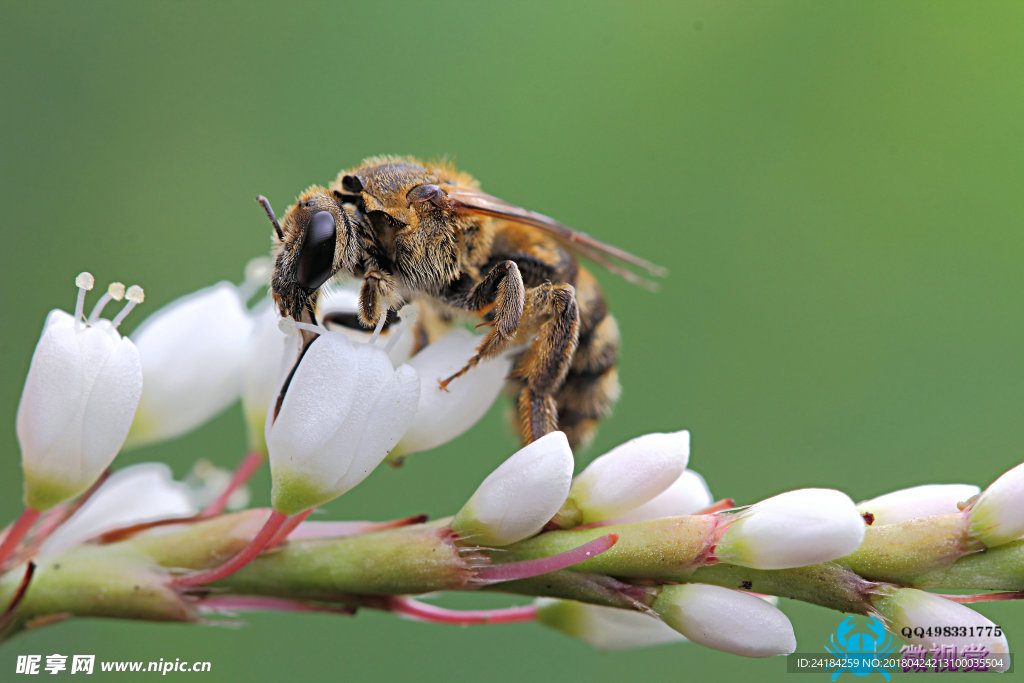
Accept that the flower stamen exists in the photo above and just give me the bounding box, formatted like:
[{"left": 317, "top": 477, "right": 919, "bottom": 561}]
[
  {"left": 73, "top": 272, "right": 95, "bottom": 328},
  {"left": 87, "top": 282, "right": 125, "bottom": 324},
  {"left": 111, "top": 285, "right": 145, "bottom": 329}
]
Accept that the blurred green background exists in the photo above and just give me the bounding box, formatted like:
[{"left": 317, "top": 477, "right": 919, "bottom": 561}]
[{"left": 2, "top": 1, "right": 1023, "bottom": 680}]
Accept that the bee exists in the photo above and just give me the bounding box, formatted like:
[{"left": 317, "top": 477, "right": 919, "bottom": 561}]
[{"left": 261, "top": 156, "right": 665, "bottom": 449}]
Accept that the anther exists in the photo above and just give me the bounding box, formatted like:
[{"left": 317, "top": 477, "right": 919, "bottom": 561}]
[
  {"left": 74, "top": 272, "right": 95, "bottom": 326},
  {"left": 111, "top": 285, "right": 145, "bottom": 328},
  {"left": 88, "top": 282, "right": 126, "bottom": 323}
]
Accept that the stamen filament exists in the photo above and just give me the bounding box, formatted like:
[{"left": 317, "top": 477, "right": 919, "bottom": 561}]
[
  {"left": 111, "top": 285, "right": 144, "bottom": 328},
  {"left": 369, "top": 312, "right": 387, "bottom": 344},
  {"left": 87, "top": 282, "right": 125, "bottom": 323},
  {"left": 73, "top": 272, "right": 94, "bottom": 327}
]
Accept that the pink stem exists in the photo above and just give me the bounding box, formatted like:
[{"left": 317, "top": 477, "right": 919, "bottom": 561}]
[
  {"left": 474, "top": 533, "right": 618, "bottom": 584},
  {"left": 202, "top": 595, "right": 354, "bottom": 615},
  {"left": 696, "top": 498, "right": 737, "bottom": 515},
  {"left": 389, "top": 597, "right": 538, "bottom": 625},
  {"left": 202, "top": 450, "right": 265, "bottom": 517},
  {"left": 268, "top": 509, "right": 312, "bottom": 547},
  {"left": 0, "top": 508, "right": 41, "bottom": 571},
  {"left": 935, "top": 591, "right": 1024, "bottom": 604},
  {"left": 175, "top": 510, "right": 289, "bottom": 587},
  {"left": 0, "top": 561, "right": 36, "bottom": 631},
  {"left": 287, "top": 515, "right": 429, "bottom": 540}
]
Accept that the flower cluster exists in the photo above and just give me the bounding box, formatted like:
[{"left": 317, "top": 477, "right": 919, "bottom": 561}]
[{"left": 2, "top": 265, "right": 1021, "bottom": 667}]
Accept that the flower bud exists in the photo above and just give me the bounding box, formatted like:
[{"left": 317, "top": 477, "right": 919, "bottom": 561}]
[
  {"left": 967, "top": 462, "right": 1024, "bottom": 547},
  {"left": 267, "top": 332, "right": 419, "bottom": 515},
  {"left": 38, "top": 463, "right": 196, "bottom": 555},
  {"left": 652, "top": 583, "right": 796, "bottom": 657},
  {"left": 127, "top": 282, "right": 254, "bottom": 448},
  {"left": 716, "top": 488, "right": 865, "bottom": 570},
  {"left": 452, "top": 431, "right": 573, "bottom": 546},
  {"left": 535, "top": 598, "right": 687, "bottom": 651},
  {"left": 610, "top": 469, "right": 713, "bottom": 524},
  {"left": 873, "top": 588, "right": 1010, "bottom": 673},
  {"left": 858, "top": 484, "right": 980, "bottom": 526},
  {"left": 17, "top": 275, "right": 143, "bottom": 510},
  {"left": 568, "top": 431, "right": 690, "bottom": 523},
  {"left": 396, "top": 328, "right": 513, "bottom": 457}
]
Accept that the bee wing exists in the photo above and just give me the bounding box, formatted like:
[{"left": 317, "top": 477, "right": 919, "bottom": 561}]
[{"left": 448, "top": 187, "right": 668, "bottom": 291}]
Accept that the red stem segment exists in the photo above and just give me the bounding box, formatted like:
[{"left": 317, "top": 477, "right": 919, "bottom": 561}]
[
  {"left": 202, "top": 450, "right": 266, "bottom": 517},
  {"left": 935, "top": 591, "right": 1024, "bottom": 604},
  {"left": 474, "top": 533, "right": 619, "bottom": 584},
  {"left": 0, "top": 508, "right": 41, "bottom": 571},
  {"left": 175, "top": 510, "right": 289, "bottom": 587},
  {"left": 268, "top": 509, "right": 312, "bottom": 547},
  {"left": 389, "top": 597, "right": 538, "bottom": 625}
]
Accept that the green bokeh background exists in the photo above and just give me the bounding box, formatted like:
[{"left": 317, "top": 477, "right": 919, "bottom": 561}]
[{"left": 2, "top": 2, "right": 1023, "bottom": 680}]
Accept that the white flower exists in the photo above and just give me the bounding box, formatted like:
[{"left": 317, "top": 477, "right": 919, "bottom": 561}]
[
  {"left": 535, "top": 599, "right": 687, "bottom": 651},
  {"left": 266, "top": 331, "right": 419, "bottom": 515},
  {"left": 452, "top": 431, "right": 573, "bottom": 546},
  {"left": 317, "top": 286, "right": 417, "bottom": 365},
  {"left": 609, "top": 469, "right": 713, "bottom": 524},
  {"left": 874, "top": 588, "right": 1010, "bottom": 672},
  {"left": 568, "top": 431, "right": 690, "bottom": 523},
  {"left": 395, "top": 328, "right": 514, "bottom": 457},
  {"left": 240, "top": 300, "right": 298, "bottom": 452},
  {"left": 126, "top": 281, "right": 254, "bottom": 448},
  {"left": 968, "top": 462, "right": 1024, "bottom": 547},
  {"left": 17, "top": 274, "right": 144, "bottom": 510},
  {"left": 38, "top": 463, "right": 196, "bottom": 555},
  {"left": 652, "top": 583, "right": 796, "bottom": 657},
  {"left": 716, "top": 488, "right": 865, "bottom": 570},
  {"left": 858, "top": 484, "right": 980, "bottom": 526}
]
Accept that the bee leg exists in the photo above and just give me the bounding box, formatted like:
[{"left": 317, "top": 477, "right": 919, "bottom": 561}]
[
  {"left": 358, "top": 270, "right": 400, "bottom": 328},
  {"left": 513, "top": 283, "right": 580, "bottom": 443},
  {"left": 440, "top": 260, "right": 525, "bottom": 389}
]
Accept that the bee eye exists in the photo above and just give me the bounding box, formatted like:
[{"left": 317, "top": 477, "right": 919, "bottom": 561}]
[
  {"left": 297, "top": 211, "right": 336, "bottom": 291},
  {"left": 407, "top": 184, "right": 448, "bottom": 208},
  {"left": 341, "top": 175, "right": 364, "bottom": 193}
]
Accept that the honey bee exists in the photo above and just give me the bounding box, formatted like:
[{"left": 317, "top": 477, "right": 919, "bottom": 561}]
[{"left": 261, "top": 156, "right": 664, "bottom": 449}]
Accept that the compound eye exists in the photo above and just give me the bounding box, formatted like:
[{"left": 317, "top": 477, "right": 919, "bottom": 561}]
[
  {"left": 297, "top": 210, "right": 337, "bottom": 291},
  {"left": 407, "top": 184, "right": 448, "bottom": 208}
]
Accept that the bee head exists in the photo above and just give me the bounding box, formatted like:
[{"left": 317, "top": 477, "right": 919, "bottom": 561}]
[{"left": 263, "top": 186, "right": 358, "bottom": 322}]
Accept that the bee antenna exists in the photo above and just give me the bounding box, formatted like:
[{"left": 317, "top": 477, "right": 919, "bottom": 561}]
[{"left": 257, "top": 195, "right": 284, "bottom": 240}]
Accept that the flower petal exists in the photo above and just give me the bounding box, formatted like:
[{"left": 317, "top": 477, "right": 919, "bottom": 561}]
[{"left": 396, "top": 329, "right": 513, "bottom": 456}]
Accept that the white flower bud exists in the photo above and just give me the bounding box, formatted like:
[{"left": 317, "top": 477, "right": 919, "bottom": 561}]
[
  {"left": 267, "top": 332, "right": 419, "bottom": 515},
  {"left": 968, "top": 462, "right": 1024, "bottom": 547},
  {"left": 716, "top": 488, "right": 865, "bottom": 570},
  {"left": 610, "top": 469, "right": 713, "bottom": 524},
  {"left": 452, "top": 431, "right": 573, "bottom": 546},
  {"left": 569, "top": 431, "right": 689, "bottom": 523},
  {"left": 127, "top": 282, "right": 254, "bottom": 447},
  {"left": 395, "top": 328, "right": 513, "bottom": 457},
  {"left": 858, "top": 484, "right": 980, "bottom": 526},
  {"left": 17, "top": 275, "right": 143, "bottom": 510},
  {"left": 535, "top": 598, "right": 687, "bottom": 651},
  {"left": 652, "top": 583, "right": 796, "bottom": 657},
  {"left": 38, "top": 463, "right": 195, "bottom": 555},
  {"left": 874, "top": 588, "right": 1010, "bottom": 673}
]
